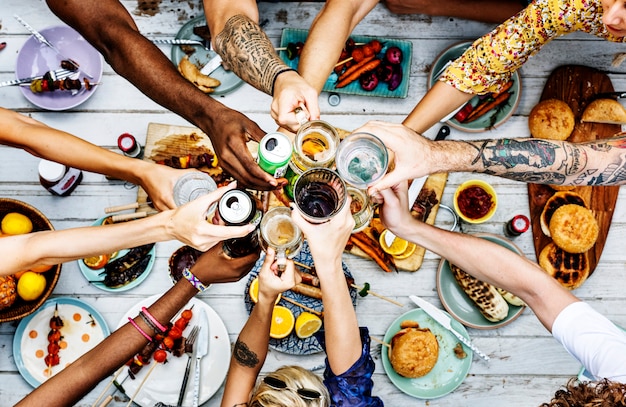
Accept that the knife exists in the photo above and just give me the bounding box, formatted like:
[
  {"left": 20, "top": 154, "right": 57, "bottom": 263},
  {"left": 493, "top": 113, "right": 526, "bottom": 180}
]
[
  {"left": 384, "top": 176, "right": 427, "bottom": 247},
  {"left": 192, "top": 308, "right": 210, "bottom": 407},
  {"left": 435, "top": 125, "right": 450, "bottom": 141},
  {"left": 14, "top": 15, "right": 93, "bottom": 79},
  {"left": 593, "top": 91, "right": 626, "bottom": 99},
  {"left": 199, "top": 54, "right": 223, "bottom": 76},
  {"left": 409, "top": 295, "right": 490, "bottom": 362}
]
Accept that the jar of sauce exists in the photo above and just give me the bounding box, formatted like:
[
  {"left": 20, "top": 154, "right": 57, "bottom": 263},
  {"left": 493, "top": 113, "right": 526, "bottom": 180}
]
[{"left": 38, "top": 159, "right": 83, "bottom": 196}]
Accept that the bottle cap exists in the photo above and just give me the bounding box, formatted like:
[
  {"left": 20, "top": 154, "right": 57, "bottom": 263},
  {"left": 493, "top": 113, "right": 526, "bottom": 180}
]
[
  {"left": 117, "top": 133, "right": 137, "bottom": 153},
  {"left": 38, "top": 159, "right": 65, "bottom": 182},
  {"left": 328, "top": 93, "right": 341, "bottom": 106},
  {"left": 510, "top": 214, "right": 530, "bottom": 233}
]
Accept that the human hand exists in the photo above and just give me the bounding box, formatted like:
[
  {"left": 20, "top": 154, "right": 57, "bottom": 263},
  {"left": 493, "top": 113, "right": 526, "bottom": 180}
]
[
  {"left": 257, "top": 248, "right": 301, "bottom": 304},
  {"left": 350, "top": 121, "right": 433, "bottom": 196},
  {"left": 167, "top": 182, "right": 256, "bottom": 251},
  {"left": 136, "top": 165, "right": 199, "bottom": 211},
  {"left": 190, "top": 241, "right": 260, "bottom": 285},
  {"left": 291, "top": 198, "right": 354, "bottom": 269},
  {"left": 271, "top": 71, "right": 320, "bottom": 132},
  {"left": 377, "top": 181, "right": 419, "bottom": 239},
  {"left": 201, "top": 106, "right": 278, "bottom": 190}
]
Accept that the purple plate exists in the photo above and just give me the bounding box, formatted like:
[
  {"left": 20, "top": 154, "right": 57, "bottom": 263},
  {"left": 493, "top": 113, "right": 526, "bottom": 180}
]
[{"left": 16, "top": 25, "right": 103, "bottom": 111}]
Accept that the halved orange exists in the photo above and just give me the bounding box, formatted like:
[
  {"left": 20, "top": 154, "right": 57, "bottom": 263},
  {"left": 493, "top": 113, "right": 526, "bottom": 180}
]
[
  {"left": 249, "top": 277, "right": 281, "bottom": 304},
  {"left": 83, "top": 254, "right": 110, "bottom": 270},
  {"left": 392, "top": 242, "right": 417, "bottom": 260},
  {"left": 295, "top": 312, "right": 322, "bottom": 339},
  {"left": 269, "top": 305, "right": 295, "bottom": 339},
  {"left": 379, "top": 230, "right": 409, "bottom": 256}
]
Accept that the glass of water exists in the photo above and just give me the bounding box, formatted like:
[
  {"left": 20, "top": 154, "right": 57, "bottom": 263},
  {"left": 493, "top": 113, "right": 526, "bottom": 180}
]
[{"left": 335, "top": 132, "right": 389, "bottom": 189}]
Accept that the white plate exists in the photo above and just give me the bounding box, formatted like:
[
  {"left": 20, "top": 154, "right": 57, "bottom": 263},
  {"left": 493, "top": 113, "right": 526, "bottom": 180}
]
[
  {"left": 13, "top": 297, "right": 110, "bottom": 387},
  {"left": 116, "top": 295, "right": 230, "bottom": 407}
]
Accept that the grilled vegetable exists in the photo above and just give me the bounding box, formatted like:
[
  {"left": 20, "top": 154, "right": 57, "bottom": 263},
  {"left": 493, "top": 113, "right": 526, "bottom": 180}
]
[
  {"left": 29, "top": 76, "right": 93, "bottom": 94},
  {"left": 336, "top": 58, "right": 381, "bottom": 89},
  {"left": 384, "top": 46, "right": 403, "bottom": 65},
  {"left": 349, "top": 232, "right": 397, "bottom": 273},
  {"left": 100, "top": 243, "right": 154, "bottom": 288},
  {"left": 496, "top": 288, "right": 526, "bottom": 307},
  {"left": 450, "top": 263, "right": 509, "bottom": 322}
]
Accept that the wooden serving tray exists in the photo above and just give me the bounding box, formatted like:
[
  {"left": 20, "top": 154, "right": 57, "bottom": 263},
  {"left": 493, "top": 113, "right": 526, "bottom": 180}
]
[{"left": 528, "top": 65, "right": 621, "bottom": 278}]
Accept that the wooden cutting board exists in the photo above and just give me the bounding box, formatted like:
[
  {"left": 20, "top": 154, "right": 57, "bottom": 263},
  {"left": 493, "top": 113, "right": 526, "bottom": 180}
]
[
  {"left": 528, "top": 65, "right": 621, "bottom": 278},
  {"left": 139, "top": 122, "right": 447, "bottom": 271}
]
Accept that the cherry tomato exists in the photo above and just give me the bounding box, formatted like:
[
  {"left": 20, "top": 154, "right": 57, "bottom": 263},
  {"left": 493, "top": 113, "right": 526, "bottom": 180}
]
[
  {"left": 181, "top": 309, "right": 193, "bottom": 321},
  {"left": 45, "top": 354, "right": 60, "bottom": 367},
  {"left": 168, "top": 326, "right": 183, "bottom": 340},
  {"left": 162, "top": 336, "right": 174, "bottom": 349},
  {"left": 174, "top": 318, "right": 188, "bottom": 331},
  {"left": 153, "top": 349, "right": 167, "bottom": 363},
  {"left": 47, "top": 343, "right": 60, "bottom": 355},
  {"left": 369, "top": 40, "right": 383, "bottom": 54},
  {"left": 48, "top": 331, "right": 61, "bottom": 342}
]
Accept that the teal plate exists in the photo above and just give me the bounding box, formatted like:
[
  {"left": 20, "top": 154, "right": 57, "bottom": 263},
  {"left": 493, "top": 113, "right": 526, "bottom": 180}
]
[
  {"left": 428, "top": 41, "right": 522, "bottom": 132},
  {"left": 279, "top": 28, "right": 412, "bottom": 98},
  {"left": 382, "top": 308, "right": 473, "bottom": 399},
  {"left": 436, "top": 232, "right": 526, "bottom": 329},
  {"left": 170, "top": 15, "right": 244, "bottom": 95},
  {"left": 77, "top": 217, "right": 156, "bottom": 292}
]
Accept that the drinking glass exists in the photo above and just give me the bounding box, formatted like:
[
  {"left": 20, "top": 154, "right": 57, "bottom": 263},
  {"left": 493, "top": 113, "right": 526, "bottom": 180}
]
[
  {"left": 347, "top": 187, "right": 373, "bottom": 233},
  {"left": 173, "top": 172, "right": 218, "bottom": 213},
  {"left": 294, "top": 168, "right": 347, "bottom": 224},
  {"left": 259, "top": 207, "right": 303, "bottom": 272},
  {"left": 292, "top": 120, "right": 340, "bottom": 172},
  {"left": 335, "top": 132, "right": 389, "bottom": 189}
]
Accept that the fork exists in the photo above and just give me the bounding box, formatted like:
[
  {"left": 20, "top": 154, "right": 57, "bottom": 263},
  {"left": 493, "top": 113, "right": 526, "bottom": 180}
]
[
  {"left": 0, "top": 68, "right": 75, "bottom": 88},
  {"left": 150, "top": 38, "right": 211, "bottom": 51},
  {"left": 177, "top": 325, "right": 200, "bottom": 407}
]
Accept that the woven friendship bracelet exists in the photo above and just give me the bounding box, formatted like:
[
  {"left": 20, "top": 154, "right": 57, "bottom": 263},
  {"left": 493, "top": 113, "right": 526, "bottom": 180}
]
[
  {"left": 182, "top": 268, "right": 209, "bottom": 292},
  {"left": 128, "top": 317, "right": 153, "bottom": 342},
  {"left": 141, "top": 307, "right": 168, "bottom": 333}
]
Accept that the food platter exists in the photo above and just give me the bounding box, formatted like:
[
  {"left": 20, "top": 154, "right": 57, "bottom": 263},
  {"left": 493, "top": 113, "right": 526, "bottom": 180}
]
[
  {"left": 16, "top": 25, "right": 103, "bottom": 111},
  {"left": 116, "top": 296, "right": 230, "bottom": 407},
  {"left": 170, "top": 15, "right": 244, "bottom": 95},
  {"left": 279, "top": 28, "right": 412, "bottom": 98},
  {"left": 428, "top": 41, "right": 521, "bottom": 132},
  {"left": 244, "top": 241, "right": 357, "bottom": 355},
  {"left": 77, "top": 217, "right": 156, "bottom": 292},
  {"left": 13, "top": 297, "right": 109, "bottom": 387},
  {"left": 381, "top": 308, "right": 472, "bottom": 399},
  {"left": 436, "top": 233, "right": 526, "bottom": 330}
]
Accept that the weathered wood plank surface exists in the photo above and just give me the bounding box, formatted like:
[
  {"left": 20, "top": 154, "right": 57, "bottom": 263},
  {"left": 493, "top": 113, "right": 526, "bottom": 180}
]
[{"left": 1, "top": 1, "right": 626, "bottom": 406}]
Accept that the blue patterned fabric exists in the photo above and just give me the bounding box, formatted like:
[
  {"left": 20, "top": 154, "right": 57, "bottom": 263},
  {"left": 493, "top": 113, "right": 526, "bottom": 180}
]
[{"left": 316, "top": 327, "right": 384, "bottom": 407}]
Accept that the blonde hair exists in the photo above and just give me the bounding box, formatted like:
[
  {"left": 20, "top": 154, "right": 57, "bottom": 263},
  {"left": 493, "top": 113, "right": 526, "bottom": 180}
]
[{"left": 249, "top": 366, "right": 330, "bottom": 407}]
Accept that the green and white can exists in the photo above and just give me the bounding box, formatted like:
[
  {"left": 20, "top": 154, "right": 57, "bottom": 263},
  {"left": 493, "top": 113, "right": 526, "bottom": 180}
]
[{"left": 257, "top": 132, "right": 292, "bottom": 178}]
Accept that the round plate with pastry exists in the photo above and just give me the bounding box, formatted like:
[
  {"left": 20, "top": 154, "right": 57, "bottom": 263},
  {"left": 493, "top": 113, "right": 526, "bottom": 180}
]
[
  {"left": 428, "top": 41, "right": 521, "bottom": 133},
  {"left": 436, "top": 233, "right": 526, "bottom": 330},
  {"left": 381, "top": 308, "right": 472, "bottom": 399},
  {"left": 171, "top": 15, "right": 244, "bottom": 96}
]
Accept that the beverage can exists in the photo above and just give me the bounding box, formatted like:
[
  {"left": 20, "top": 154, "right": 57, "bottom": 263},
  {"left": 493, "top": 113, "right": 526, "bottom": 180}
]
[
  {"left": 284, "top": 161, "right": 303, "bottom": 200},
  {"left": 257, "top": 132, "right": 292, "bottom": 178},
  {"left": 218, "top": 189, "right": 262, "bottom": 258}
]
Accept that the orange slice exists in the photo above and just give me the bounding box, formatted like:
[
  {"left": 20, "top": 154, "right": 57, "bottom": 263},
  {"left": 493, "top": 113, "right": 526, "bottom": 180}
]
[
  {"left": 295, "top": 312, "right": 322, "bottom": 339},
  {"left": 269, "top": 305, "right": 295, "bottom": 339},
  {"left": 392, "top": 242, "right": 417, "bottom": 260},
  {"left": 248, "top": 277, "right": 281, "bottom": 304},
  {"left": 379, "top": 229, "right": 409, "bottom": 256}
]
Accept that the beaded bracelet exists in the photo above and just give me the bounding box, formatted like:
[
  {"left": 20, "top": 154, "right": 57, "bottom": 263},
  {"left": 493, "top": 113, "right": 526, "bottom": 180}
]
[
  {"left": 128, "top": 317, "right": 153, "bottom": 342},
  {"left": 138, "top": 311, "right": 163, "bottom": 335},
  {"left": 141, "top": 307, "right": 167, "bottom": 333},
  {"left": 182, "top": 268, "right": 210, "bottom": 292}
]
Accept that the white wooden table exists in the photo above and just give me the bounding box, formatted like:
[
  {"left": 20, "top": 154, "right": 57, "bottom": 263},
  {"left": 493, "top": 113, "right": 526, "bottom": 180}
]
[{"left": 2, "top": 2, "right": 626, "bottom": 406}]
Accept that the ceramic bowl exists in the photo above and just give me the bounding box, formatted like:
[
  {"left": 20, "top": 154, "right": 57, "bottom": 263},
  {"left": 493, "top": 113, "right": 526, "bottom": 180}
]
[{"left": 453, "top": 179, "right": 498, "bottom": 224}]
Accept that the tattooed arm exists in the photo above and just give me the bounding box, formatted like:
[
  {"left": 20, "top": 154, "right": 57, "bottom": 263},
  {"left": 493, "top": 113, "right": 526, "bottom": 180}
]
[
  {"left": 350, "top": 121, "right": 626, "bottom": 192},
  {"left": 203, "top": 0, "right": 319, "bottom": 131},
  {"left": 221, "top": 250, "right": 300, "bottom": 407}
]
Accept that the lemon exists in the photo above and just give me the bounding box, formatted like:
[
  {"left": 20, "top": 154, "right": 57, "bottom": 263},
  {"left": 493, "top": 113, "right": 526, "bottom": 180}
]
[
  {"left": 248, "top": 277, "right": 281, "bottom": 304},
  {"left": 269, "top": 305, "right": 295, "bottom": 339},
  {"left": 295, "top": 312, "right": 322, "bottom": 339},
  {"left": 1, "top": 212, "right": 33, "bottom": 235},
  {"left": 17, "top": 271, "right": 47, "bottom": 301},
  {"left": 379, "top": 229, "right": 409, "bottom": 256},
  {"left": 392, "top": 242, "right": 418, "bottom": 260}
]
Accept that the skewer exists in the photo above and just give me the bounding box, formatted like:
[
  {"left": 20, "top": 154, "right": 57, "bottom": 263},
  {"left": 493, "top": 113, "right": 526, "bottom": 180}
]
[
  {"left": 124, "top": 361, "right": 159, "bottom": 407},
  {"left": 370, "top": 335, "right": 390, "bottom": 348},
  {"left": 334, "top": 57, "right": 353, "bottom": 68},
  {"left": 351, "top": 284, "right": 404, "bottom": 308},
  {"left": 294, "top": 261, "right": 311, "bottom": 270},
  {"left": 104, "top": 201, "right": 152, "bottom": 214},
  {"left": 281, "top": 296, "right": 323, "bottom": 316},
  {"left": 91, "top": 366, "right": 124, "bottom": 407},
  {"left": 275, "top": 42, "right": 365, "bottom": 51},
  {"left": 110, "top": 211, "right": 158, "bottom": 223}
]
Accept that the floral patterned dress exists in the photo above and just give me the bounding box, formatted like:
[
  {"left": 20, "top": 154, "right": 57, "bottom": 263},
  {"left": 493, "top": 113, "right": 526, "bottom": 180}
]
[{"left": 441, "top": 0, "right": 626, "bottom": 94}]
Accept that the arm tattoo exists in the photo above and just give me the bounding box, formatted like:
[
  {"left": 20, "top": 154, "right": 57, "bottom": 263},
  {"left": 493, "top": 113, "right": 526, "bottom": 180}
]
[
  {"left": 214, "top": 15, "right": 292, "bottom": 95},
  {"left": 233, "top": 338, "right": 260, "bottom": 368}
]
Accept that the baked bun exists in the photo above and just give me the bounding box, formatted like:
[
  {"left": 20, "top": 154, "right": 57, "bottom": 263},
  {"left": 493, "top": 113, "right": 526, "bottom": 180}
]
[
  {"left": 539, "top": 242, "right": 590, "bottom": 290},
  {"left": 549, "top": 185, "right": 576, "bottom": 192},
  {"left": 529, "top": 99, "right": 575, "bottom": 140},
  {"left": 389, "top": 321, "right": 439, "bottom": 378},
  {"left": 540, "top": 191, "right": 587, "bottom": 237},
  {"left": 549, "top": 204, "right": 599, "bottom": 253},
  {"left": 581, "top": 99, "right": 626, "bottom": 124}
]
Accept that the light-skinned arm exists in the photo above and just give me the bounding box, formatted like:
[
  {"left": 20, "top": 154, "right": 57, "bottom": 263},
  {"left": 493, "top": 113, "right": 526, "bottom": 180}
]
[
  {"left": 45, "top": 0, "right": 276, "bottom": 190},
  {"left": 16, "top": 244, "right": 259, "bottom": 407},
  {"left": 355, "top": 121, "right": 626, "bottom": 194},
  {"left": 377, "top": 182, "right": 578, "bottom": 331},
  {"left": 292, "top": 201, "right": 361, "bottom": 374},
  {"left": 220, "top": 249, "right": 300, "bottom": 407},
  {"left": 0, "top": 184, "right": 255, "bottom": 275},
  {"left": 203, "top": 0, "right": 320, "bottom": 132}
]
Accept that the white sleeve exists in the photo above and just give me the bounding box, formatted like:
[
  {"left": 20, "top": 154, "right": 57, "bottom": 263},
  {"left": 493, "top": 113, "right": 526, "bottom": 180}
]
[{"left": 552, "top": 301, "right": 626, "bottom": 382}]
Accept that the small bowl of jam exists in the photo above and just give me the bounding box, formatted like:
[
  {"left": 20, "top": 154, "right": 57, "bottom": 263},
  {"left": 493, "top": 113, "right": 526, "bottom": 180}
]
[{"left": 453, "top": 180, "right": 498, "bottom": 224}]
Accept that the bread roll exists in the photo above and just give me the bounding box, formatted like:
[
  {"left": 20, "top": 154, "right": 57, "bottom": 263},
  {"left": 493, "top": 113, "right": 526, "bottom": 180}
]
[
  {"left": 389, "top": 323, "right": 439, "bottom": 378},
  {"left": 581, "top": 99, "right": 626, "bottom": 124},
  {"left": 539, "top": 242, "right": 590, "bottom": 290},
  {"left": 540, "top": 191, "right": 587, "bottom": 237},
  {"left": 549, "top": 204, "right": 599, "bottom": 253},
  {"left": 529, "top": 99, "right": 575, "bottom": 141}
]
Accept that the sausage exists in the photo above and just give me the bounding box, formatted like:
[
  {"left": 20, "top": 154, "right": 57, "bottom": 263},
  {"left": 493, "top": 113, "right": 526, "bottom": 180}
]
[{"left": 290, "top": 283, "right": 323, "bottom": 299}]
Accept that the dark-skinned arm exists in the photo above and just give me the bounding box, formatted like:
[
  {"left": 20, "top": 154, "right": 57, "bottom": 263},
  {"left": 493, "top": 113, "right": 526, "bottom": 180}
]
[{"left": 45, "top": 0, "right": 276, "bottom": 190}]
